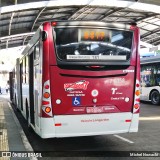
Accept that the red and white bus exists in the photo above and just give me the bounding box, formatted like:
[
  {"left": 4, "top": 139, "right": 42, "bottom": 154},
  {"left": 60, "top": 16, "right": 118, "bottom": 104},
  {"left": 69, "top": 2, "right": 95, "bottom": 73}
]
[{"left": 10, "top": 21, "right": 140, "bottom": 138}]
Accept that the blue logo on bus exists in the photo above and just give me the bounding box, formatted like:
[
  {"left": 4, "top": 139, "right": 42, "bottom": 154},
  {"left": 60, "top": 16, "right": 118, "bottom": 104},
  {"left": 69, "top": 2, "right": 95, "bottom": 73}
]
[{"left": 72, "top": 97, "right": 81, "bottom": 106}]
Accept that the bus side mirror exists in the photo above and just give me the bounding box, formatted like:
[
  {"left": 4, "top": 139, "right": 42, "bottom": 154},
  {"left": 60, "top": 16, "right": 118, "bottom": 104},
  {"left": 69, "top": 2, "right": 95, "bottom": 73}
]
[{"left": 41, "top": 31, "right": 47, "bottom": 41}]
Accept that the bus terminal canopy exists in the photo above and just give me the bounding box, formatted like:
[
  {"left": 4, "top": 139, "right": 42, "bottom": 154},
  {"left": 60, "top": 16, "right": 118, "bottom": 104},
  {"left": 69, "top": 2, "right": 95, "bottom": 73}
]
[{"left": 0, "top": 0, "right": 160, "bottom": 49}]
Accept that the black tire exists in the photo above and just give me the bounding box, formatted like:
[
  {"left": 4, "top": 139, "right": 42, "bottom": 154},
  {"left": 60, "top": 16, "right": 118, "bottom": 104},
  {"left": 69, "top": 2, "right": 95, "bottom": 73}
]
[{"left": 151, "top": 90, "right": 160, "bottom": 105}]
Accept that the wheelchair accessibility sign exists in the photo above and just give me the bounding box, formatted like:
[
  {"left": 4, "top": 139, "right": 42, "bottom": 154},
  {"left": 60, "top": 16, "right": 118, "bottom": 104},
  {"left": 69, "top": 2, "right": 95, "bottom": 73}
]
[{"left": 72, "top": 97, "right": 81, "bottom": 106}]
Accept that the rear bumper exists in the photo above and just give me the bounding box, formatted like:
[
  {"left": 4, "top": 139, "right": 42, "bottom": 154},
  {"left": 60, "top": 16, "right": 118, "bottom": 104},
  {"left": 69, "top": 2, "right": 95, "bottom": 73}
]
[{"left": 39, "top": 113, "right": 139, "bottom": 138}]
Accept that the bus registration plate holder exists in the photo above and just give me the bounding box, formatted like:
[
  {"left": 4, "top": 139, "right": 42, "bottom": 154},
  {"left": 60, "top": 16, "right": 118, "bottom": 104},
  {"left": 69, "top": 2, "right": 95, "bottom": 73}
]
[{"left": 86, "top": 107, "right": 104, "bottom": 113}]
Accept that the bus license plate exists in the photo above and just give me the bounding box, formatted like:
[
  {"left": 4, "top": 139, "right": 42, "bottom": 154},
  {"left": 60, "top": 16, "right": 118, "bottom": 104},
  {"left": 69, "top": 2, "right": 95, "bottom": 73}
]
[{"left": 86, "top": 107, "right": 103, "bottom": 113}]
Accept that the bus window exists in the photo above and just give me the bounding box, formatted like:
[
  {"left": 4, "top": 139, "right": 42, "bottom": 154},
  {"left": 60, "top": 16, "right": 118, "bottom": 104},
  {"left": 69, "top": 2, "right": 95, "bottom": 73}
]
[
  {"left": 34, "top": 42, "right": 40, "bottom": 60},
  {"left": 156, "top": 65, "right": 160, "bottom": 85},
  {"left": 54, "top": 28, "right": 133, "bottom": 61}
]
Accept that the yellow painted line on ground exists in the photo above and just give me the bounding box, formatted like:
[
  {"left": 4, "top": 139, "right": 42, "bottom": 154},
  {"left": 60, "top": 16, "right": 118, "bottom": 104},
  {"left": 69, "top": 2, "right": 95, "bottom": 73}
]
[
  {"left": 0, "top": 101, "right": 10, "bottom": 160},
  {"left": 139, "top": 116, "right": 160, "bottom": 121}
]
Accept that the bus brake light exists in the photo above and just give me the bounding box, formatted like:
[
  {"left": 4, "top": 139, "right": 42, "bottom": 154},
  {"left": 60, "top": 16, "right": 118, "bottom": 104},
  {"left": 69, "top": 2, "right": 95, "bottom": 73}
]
[
  {"left": 125, "top": 120, "right": 131, "bottom": 122},
  {"left": 45, "top": 85, "right": 49, "bottom": 89},
  {"left": 55, "top": 123, "right": 62, "bottom": 126},
  {"left": 136, "top": 98, "right": 140, "bottom": 102},
  {"left": 51, "top": 21, "right": 57, "bottom": 26},
  {"left": 42, "top": 80, "right": 52, "bottom": 117},
  {"left": 136, "top": 83, "right": 140, "bottom": 87},
  {"left": 133, "top": 80, "right": 140, "bottom": 113}
]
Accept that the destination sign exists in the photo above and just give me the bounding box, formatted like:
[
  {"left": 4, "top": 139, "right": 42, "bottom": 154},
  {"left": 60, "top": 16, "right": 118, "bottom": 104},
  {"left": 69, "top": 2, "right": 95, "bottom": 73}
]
[{"left": 81, "top": 29, "right": 110, "bottom": 42}]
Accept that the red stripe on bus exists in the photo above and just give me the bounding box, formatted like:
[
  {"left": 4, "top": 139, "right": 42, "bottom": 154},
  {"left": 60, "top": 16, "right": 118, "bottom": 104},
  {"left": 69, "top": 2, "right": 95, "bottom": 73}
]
[
  {"left": 125, "top": 120, "right": 131, "bottom": 122},
  {"left": 55, "top": 123, "right": 62, "bottom": 126},
  {"left": 42, "top": 101, "right": 49, "bottom": 105}
]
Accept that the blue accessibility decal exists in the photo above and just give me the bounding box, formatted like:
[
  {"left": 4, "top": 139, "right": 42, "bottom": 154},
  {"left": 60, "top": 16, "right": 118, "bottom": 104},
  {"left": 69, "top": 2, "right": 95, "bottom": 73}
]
[{"left": 72, "top": 97, "right": 81, "bottom": 106}]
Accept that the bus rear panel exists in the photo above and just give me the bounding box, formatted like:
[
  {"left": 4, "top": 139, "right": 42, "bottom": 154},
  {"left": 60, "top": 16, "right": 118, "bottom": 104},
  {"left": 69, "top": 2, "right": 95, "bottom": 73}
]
[{"left": 40, "top": 21, "right": 140, "bottom": 138}]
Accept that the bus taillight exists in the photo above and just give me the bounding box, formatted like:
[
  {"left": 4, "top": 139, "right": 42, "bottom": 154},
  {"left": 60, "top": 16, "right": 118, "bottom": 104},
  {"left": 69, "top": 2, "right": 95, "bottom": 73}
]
[
  {"left": 45, "top": 85, "right": 49, "bottom": 89},
  {"left": 51, "top": 21, "right": 57, "bottom": 26},
  {"left": 133, "top": 80, "right": 140, "bottom": 113},
  {"left": 42, "top": 80, "right": 52, "bottom": 117},
  {"left": 125, "top": 120, "right": 131, "bottom": 122}
]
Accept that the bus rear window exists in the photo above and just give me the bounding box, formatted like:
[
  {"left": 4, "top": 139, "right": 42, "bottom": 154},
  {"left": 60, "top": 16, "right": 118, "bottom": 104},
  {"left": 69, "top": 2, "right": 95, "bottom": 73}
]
[{"left": 54, "top": 28, "right": 133, "bottom": 61}]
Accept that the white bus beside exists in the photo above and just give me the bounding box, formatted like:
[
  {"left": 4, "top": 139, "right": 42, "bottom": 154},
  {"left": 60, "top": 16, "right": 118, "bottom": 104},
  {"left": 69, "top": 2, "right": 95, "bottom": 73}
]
[{"left": 140, "top": 55, "right": 160, "bottom": 105}]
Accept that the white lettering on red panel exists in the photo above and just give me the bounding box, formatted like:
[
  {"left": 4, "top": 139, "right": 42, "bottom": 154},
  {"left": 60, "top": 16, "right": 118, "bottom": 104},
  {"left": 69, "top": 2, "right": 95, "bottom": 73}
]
[
  {"left": 123, "top": 70, "right": 134, "bottom": 73},
  {"left": 111, "top": 88, "right": 118, "bottom": 94},
  {"left": 105, "top": 78, "right": 125, "bottom": 84},
  {"left": 64, "top": 80, "right": 89, "bottom": 92}
]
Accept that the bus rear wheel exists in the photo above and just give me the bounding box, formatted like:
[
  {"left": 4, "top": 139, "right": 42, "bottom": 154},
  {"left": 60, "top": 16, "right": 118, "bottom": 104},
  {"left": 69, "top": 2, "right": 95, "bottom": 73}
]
[{"left": 151, "top": 91, "right": 160, "bottom": 105}]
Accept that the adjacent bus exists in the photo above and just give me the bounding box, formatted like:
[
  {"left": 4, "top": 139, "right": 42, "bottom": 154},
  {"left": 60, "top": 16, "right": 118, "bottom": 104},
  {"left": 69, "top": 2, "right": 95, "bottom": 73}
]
[
  {"left": 10, "top": 21, "right": 140, "bottom": 138},
  {"left": 140, "top": 55, "right": 160, "bottom": 105}
]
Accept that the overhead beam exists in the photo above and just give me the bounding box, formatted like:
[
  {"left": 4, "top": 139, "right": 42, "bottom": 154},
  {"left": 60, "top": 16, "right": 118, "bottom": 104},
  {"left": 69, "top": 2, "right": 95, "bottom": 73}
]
[
  {"left": 98, "top": 8, "right": 123, "bottom": 20},
  {"left": 140, "top": 41, "right": 155, "bottom": 48},
  {"left": 68, "top": 0, "right": 95, "bottom": 21},
  {"left": 68, "top": 7, "right": 85, "bottom": 20},
  {"left": 42, "top": 8, "right": 78, "bottom": 15},
  {"left": 69, "top": 7, "right": 96, "bottom": 20},
  {"left": 136, "top": 13, "right": 159, "bottom": 23},
  {"left": 141, "top": 28, "right": 160, "bottom": 39},
  {"left": 139, "top": 20, "right": 160, "bottom": 27},
  {"left": 152, "top": 38, "right": 160, "bottom": 45},
  {"left": 6, "top": 0, "right": 17, "bottom": 48},
  {"left": 8, "top": 13, "right": 15, "bottom": 36},
  {"left": 0, "top": 32, "right": 35, "bottom": 41},
  {"left": 109, "top": 15, "right": 144, "bottom": 18},
  {"left": 37, "top": 15, "right": 71, "bottom": 23},
  {"left": 0, "top": 14, "right": 36, "bottom": 21},
  {"left": 0, "top": 21, "right": 33, "bottom": 28},
  {"left": 23, "top": 36, "right": 31, "bottom": 46},
  {"left": 145, "top": 35, "right": 160, "bottom": 43},
  {"left": 139, "top": 27, "right": 151, "bottom": 32},
  {"left": 31, "top": 7, "right": 46, "bottom": 31},
  {"left": 1, "top": 0, "right": 160, "bottom": 15}
]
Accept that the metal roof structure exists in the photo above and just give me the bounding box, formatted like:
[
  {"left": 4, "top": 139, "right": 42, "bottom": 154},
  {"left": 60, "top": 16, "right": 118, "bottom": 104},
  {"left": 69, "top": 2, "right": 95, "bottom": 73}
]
[{"left": 0, "top": 0, "right": 160, "bottom": 49}]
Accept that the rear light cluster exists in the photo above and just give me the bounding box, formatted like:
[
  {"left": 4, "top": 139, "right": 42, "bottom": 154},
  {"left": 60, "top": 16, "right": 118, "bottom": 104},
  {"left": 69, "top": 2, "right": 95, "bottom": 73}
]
[
  {"left": 42, "top": 80, "right": 52, "bottom": 117},
  {"left": 51, "top": 21, "right": 57, "bottom": 26},
  {"left": 133, "top": 79, "right": 140, "bottom": 113}
]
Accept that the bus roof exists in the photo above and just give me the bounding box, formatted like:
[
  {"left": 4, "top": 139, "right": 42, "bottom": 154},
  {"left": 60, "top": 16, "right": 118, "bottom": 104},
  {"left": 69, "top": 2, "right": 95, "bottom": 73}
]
[{"left": 51, "top": 20, "right": 133, "bottom": 30}]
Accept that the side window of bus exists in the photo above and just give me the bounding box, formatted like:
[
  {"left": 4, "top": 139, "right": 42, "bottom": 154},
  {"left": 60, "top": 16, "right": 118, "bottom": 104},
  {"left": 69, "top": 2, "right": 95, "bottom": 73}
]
[
  {"left": 34, "top": 42, "right": 40, "bottom": 61},
  {"left": 26, "top": 56, "right": 29, "bottom": 83},
  {"left": 156, "top": 64, "right": 160, "bottom": 86},
  {"left": 34, "top": 42, "right": 40, "bottom": 78},
  {"left": 22, "top": 58, "right": 26, "bottom": 83},
  {"left": 20, "top": 60, "right": 23, "bottom": 84},
  {"left": 141, "top": 65, "right": 156, "bottom": 87},
  {"left": 141, "top": 65, "right": 150, "bottom": 87}
]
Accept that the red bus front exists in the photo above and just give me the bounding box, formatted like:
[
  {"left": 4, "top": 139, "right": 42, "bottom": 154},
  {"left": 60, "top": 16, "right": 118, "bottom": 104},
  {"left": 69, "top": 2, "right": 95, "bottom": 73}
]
[{"left": 41, "top": 21, "right": 140, "bottom": 138}]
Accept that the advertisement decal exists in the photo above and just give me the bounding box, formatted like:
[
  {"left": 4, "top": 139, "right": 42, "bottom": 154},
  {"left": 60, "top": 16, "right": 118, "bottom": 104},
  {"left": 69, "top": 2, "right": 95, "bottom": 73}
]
[{"left": 64, "top": 80, "right": 89, "bottom": 92}]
